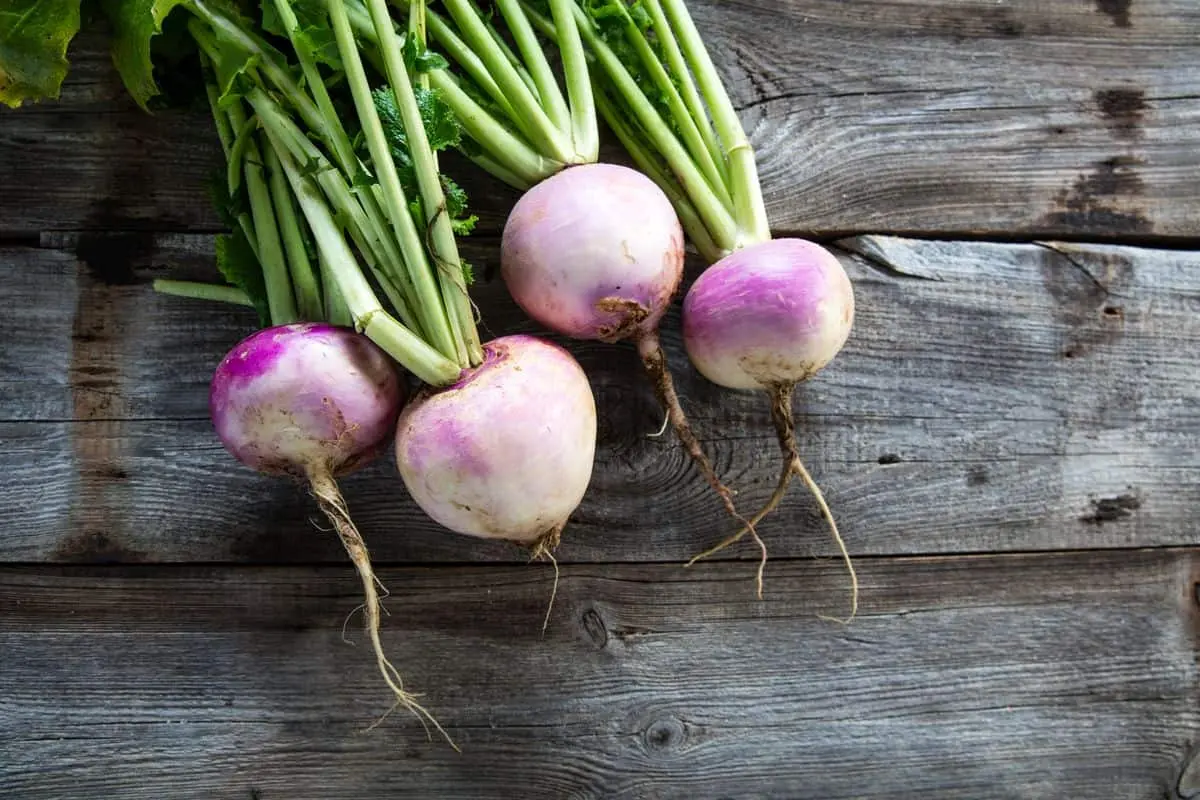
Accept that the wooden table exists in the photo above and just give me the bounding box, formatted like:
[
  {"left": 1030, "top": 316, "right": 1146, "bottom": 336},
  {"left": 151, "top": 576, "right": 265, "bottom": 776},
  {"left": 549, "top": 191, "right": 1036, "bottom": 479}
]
[{"left": 3, "top": 2, "right": 1199, "bottom": 797}]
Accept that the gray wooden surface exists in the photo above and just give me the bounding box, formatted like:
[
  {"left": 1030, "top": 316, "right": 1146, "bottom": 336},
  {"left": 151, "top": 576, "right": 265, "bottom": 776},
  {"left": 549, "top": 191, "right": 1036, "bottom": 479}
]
[
  {"left": 3, "top": 0, "right": 1200, "bottom": 239},
  {"left": 2, "top": 1, "right": 1199, "bottom": 798},
  {"left": 3, "top": 551, "right": 1198, "bottom": 799}
]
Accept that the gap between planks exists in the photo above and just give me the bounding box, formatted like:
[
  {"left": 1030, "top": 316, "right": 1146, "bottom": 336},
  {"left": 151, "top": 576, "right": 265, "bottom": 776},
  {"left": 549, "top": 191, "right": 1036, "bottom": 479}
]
[{"left": 4, "top": 543, "right": 1199, "bottom": 572}]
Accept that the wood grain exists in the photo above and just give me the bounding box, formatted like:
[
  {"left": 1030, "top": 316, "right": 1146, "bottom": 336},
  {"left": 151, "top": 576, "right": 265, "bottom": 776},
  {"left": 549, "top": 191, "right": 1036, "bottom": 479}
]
[
  {"left": 2, "top": 2, "right": 1199, "bottom": 239},
  {"left": 1, "top": 234, "right": 1196, "bottom": 565},
  {"left": 1, "top": 549, "right": 1197, "bottom": 799}
]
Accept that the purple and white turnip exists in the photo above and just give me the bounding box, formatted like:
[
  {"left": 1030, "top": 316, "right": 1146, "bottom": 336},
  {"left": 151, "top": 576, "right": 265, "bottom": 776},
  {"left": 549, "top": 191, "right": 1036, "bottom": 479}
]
[
  {"left": 394, "top": 334, "right": 597, "bottom": 554},
  {"left": 682, "top": 240, "right": 856, "bottom": 610}
]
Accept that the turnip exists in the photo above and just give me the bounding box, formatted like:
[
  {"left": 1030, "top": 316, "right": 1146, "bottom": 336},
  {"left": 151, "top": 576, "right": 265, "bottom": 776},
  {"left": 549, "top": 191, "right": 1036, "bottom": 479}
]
[
  {"left": 682, "top": 240, "right": 856, "bottom": 613},
  {"left": 500, "top": 162, "right": 745, "bottom": 521},
  {"left": 395, "top": 334, "right": 596, "bottom": 553}
]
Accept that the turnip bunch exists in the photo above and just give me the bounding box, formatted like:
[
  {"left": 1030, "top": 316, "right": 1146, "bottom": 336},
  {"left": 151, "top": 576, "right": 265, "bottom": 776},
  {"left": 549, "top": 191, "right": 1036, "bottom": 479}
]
[
  {"left": 340, "top": 0, "right": 751, "bottom": 531},
  {"left": 529, "top": 0, "right": 859, "bottom": 614},
  {"left": 1, "top": 0, "right": 598, "bottom": 740}
]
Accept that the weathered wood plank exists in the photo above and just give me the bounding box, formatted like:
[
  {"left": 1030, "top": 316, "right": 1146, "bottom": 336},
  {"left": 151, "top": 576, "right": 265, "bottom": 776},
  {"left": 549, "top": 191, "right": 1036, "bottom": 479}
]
[
  {"left": 1, "top": 234, "right": 1197, "bottom": 563},
  {"left": 2, "top": 2, "right": 1199, "bottom": 238},
  {"left": 1, "top": 550, "right": 1197, "bottom": 798}
]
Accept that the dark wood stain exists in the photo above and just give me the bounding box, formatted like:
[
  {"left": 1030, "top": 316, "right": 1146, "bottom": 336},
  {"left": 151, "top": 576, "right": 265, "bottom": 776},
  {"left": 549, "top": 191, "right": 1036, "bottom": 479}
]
[
  {"left": 1096, "top": 0, "right": 1133, "bottom": 28},
  {"left": 51, "top": 530, "right": 146, "bottom": 563},
  {"left": 1094, "top": 88, "right": 1147, "bottom": 140},
  {"left": 1043, "top": 157, "right": 1152, "bottom": 234},
  {"left": 1080, "top": 493, "right": 1142, "bottom": 524},
  {"left": 934, "top": 7, "right": 1028, "bottom": 41},
  {"left": 1038, "top": 245, "right": 1132, "bottom": 361},
  {"left": 74, "top": 232, "right": 152, "bottom": 286}
]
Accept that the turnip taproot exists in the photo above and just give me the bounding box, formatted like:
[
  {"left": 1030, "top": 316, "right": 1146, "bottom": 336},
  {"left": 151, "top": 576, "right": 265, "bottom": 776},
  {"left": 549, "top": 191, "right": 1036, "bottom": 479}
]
[{"left": 210, "top": 323, "right": 457, "bottom": 737}]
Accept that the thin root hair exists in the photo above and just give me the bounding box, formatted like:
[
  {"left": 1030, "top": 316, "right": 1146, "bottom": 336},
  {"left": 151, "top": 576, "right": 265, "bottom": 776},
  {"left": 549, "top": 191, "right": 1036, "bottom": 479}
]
[
  {"left": 308, "top": 471, "right": 460, "bottom": 751},
  {"left": 685, "top": 383, "right": 858, "bottom": 620}
]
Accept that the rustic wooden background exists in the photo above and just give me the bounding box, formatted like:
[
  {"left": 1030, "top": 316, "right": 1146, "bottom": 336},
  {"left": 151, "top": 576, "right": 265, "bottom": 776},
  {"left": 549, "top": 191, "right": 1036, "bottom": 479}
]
[{"left": 3, "top": 1, "right": 1200, "bottom": 797}]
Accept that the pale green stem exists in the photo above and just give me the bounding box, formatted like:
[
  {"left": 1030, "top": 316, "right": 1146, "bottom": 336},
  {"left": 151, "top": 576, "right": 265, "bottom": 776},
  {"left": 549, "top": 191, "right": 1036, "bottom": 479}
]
[
  {"left": 409, "top": 0, "right": 429, "bottom": 91},
  {"left": 344, "top": 3, "right": 555, "bottom": 184},
  {"left": 199, "top": 64, "right": 234, "bottom": 156},
  {"left": 242, "top": 128, "right": 298, "bottom": 325},
  {"left": 642, "top": 0, "right": 726, "bottom": 186},
  {"left": 328, "top": 0, "right": 461, "bottom": 364},
  {"left": 474, "top": 0, "right": 542, "bottom": 99},
  {"left": 495, "top": 0, "right": 570, "bottom": 133},
  {"left": 269, "top": 0, "right": 362, "bottom": 180},
  {"left": 265, "top": 0, "right": 411, "bottom": 325},
  {"left": 658, "top": 0, "right": 770, "bottom": 245},
  {"left": 366, "top": 0, "right": 481, "bottom": 365},
  {"left": 398, "top": 2, "right": 517, "bottom": 119},
  {"left": 440, "top": 0, "right": 574, "bottom": 161},
  {"left": 259, "top": 106, "right": 461, "bottom": 386},
  {"left": 466, "top": 150, "right": 533, "bottom": 191},
  {"left": 198, "top": 40, "right": 297, "bottom": 329},
  {"left": 153, "top": 280, "right": 253, "bottom": 307},
  {"left": 435, "top": 74, "right": 558, "bottom": 184},
  {"left": 190, "top": 0, "right": 324, "bottom": 133},
  {"left": 321, "top": 255, "right": 354, "bottom": 327},
  {"left": 265, "top": 144, "right": 323, "bottom": 320},
  {"left": 198, "top": 51, "right": 259, "bottom": 260},
  {"left": 616, "top": 2, "right": 730, "bottom": 208},
  {"left": 548, "top": 0, "right": 597, "bottom": 161},
  {"left": 255, "top": 88, "right": 422, "bottom": 335},
  {"left": 226, "top": 115, "right": 256, "bottom": 200}
]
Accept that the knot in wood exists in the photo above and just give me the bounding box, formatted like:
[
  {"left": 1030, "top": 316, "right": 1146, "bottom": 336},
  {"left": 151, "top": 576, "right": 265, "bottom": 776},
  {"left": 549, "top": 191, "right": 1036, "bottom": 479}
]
[
  {"left": 643, "top": 716, "right": 686, "bottom": 753},
  {"left": 581, "top": 607, "right": 608, "bottom": 649}
]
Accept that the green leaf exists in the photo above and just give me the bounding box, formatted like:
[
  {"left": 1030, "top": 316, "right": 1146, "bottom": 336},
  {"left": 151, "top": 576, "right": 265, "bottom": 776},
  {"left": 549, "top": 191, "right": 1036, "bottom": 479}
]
[
  {"left": 102, "top": 0, "right": 255, "bottom": 109},
  {"left": 400, "top": 34, "right": 448, "bottom": 74},
  {"left": 260, "top": 0, "right": 341, "bottom": 71},
  {"left": 373, "top": 85, "right": 477, "bottom": 245},
  {"left": 206, "top": 168, "right": 250, "bottom": 230},
  {"left": 0, "top": 0, "right": 84, "bottom": 107},
  {"left": 581, "top": 0, "right": 674, "bottom": 129},
  {"left": 415, "top": 85, "right": 461, "bottom": 151},
  {"left": 442, "top": 176, "right": 477, "bottom": 235},
  {"left": 100, "top": 0, "right": 191, "bottom": 109},
  {"left": 216, "top": 227, "right": 272, "bottom": 326},
  {"left": 213, "top": 47, "right": 259, "bottom": 108}
]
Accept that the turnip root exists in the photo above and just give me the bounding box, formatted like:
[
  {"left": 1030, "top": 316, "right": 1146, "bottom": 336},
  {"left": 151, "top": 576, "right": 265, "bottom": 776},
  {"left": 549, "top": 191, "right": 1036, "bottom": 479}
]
[
  {"left": 210, "top": 322, "right": 451, "bottom": 742},
  {"left": 501, "top": 163, "right": 747, "bottom": 528},
  {"left": 394, "top": 335, "right": 597, "bottom": 557},
  {"left": 683, "top": 239, "right": 857, "bottom": 614}
]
